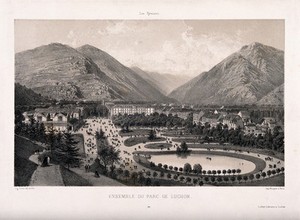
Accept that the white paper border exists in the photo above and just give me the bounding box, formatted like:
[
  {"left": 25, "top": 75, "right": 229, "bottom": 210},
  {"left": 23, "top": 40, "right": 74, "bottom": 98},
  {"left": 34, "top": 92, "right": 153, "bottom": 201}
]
[{"left": 1, "top": 0, "right": 300, "bottom": 219}]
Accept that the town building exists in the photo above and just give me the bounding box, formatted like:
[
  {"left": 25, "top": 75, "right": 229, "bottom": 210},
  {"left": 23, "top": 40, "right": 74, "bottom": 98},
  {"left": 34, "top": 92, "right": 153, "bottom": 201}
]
[
  {"left": 200, "top": 112, "right": 222, "bottom": 127},
  {"left": 238, "top": 111, "right": 251, "bottom": 124},
  {"left": 192, "top": 111, "right": 205, "bottom": 125},
  {"left": 23, "top": 106, "right": 82, "bottom": 132},
  {"left": 222, "top": 114, "right": 244, "bottom": 130},
  {"left": 111, "top": 105, "right": 154, "bottom": 116}
]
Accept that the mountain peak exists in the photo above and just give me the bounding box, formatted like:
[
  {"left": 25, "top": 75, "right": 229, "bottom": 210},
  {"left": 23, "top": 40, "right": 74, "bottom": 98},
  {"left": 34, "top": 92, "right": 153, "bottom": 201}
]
[
  {"left": 78, "top": 44, "right": 97, "bottom": 49},
  {"left": 169, "top": 42, "right": 284, "bottom": 105}
]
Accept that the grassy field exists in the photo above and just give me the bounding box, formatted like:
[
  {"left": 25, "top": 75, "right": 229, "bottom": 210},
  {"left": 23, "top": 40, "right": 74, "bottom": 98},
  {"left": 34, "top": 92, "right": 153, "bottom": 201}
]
[
  {"left": 124, "top": 137, "right": 166, "bottom": 147},
  {"left": 15, "top": 135, "right": 44, "bottom": 186},
  {"left": 60, "top": 166, "right": 92, "bottom": 186},
  {"left": 144, "top": 143, "right": 172, "bottom": 149},
  {"left": 73, "top": 134, "right": 85, "bottom": 156},
  {"left": 119, "top": 129, "right": 151, "bottom": 137}
]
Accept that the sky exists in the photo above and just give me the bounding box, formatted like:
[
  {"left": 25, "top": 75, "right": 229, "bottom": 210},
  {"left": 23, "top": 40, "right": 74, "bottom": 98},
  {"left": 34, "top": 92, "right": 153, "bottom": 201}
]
[{"left": 15, "top": 20, "right": 284, "bottom": 76}]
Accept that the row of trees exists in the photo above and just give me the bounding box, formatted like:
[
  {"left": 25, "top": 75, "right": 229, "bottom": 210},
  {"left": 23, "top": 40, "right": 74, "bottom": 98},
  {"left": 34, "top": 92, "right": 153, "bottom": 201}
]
[
  {"left": 95, "top": 129, "right": 121, "bottom": 174},
  {"left": 113, "top": 112, "right": 185, "bottom": 128},
  {"left": 15, "top": 118, "right": 82, "bottom": 170},
  {"left": 186, "top": 123, "right": 284, "bottom": 152}
]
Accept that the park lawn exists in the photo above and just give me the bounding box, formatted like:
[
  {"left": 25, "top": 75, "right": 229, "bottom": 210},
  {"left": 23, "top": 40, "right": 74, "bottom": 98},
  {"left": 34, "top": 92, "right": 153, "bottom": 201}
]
[
  {"left": 14, "top": 135, "right": 44, "bottom": 186},
  {"left": 144, "top": 143, "right": 172, "bottom": 149},
  {"left": 172, "top": 138, "right": 200, "bottom": 143},
  {"left": 60, "top": 165, "right": 92, "bottom": 186},
  {"left": 119, "top": 129, "right": 151, "bottom": 137},
  {"left": 73, "top": 133, "right": 85, "bottom": 156},
  {"left": 162, "top": 132, "right": 198, "bottom": 138},
  {"left": 124, "top": 136, "right": 166, "bottom": 147}
]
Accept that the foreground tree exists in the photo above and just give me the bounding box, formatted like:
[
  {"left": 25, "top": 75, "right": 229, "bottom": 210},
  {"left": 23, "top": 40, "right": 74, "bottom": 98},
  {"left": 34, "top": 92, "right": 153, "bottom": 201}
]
[
  {"left": 55, "top": 131, "right": 81, "bottom": 169},
  {"left": 98, "top": 145, "right": 121, "bottom": 172}
]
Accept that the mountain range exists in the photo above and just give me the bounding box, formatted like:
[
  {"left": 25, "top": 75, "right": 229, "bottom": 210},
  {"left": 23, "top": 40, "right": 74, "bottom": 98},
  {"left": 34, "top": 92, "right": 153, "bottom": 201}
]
[
  {"left": 15, "top": 42, "right": 284, "bottom": 106},
  {"left": 15, "top": 43, "right": 173, "bottom": 103},
  {"left": 131, "top": 67, "right": 193, "bottom": 95},
  {"left": 168, "top": 42, "right": 284, "bottom": 106}
]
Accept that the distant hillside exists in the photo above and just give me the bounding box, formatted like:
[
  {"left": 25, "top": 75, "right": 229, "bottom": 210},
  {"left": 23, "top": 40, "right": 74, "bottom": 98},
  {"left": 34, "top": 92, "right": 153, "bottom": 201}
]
[
  {"left": 15, "top": 43, "right": 173, "bottom": 103},
  {"left": 169, "top": 42, "right": 284, "bottom": 106},
  {"left": 15, "top": 83, "right": 50, "bottom": 106},
  {"left": 131, "top": 67, "right": 193, "bottom": 95},
  {"left": 257, "top": 84, "right": 284, "bottom": 106},
  {"left": 77, "top": 45, "right": 173, "bottom": 102}
]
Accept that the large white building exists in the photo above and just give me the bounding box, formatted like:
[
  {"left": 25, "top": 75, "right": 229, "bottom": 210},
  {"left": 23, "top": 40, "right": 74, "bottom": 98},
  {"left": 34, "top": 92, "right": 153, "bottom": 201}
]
[
  {"left": 111, "top": 105, "right": 154, "bottom": 116},
  {"left": 23, "top": 107, "right": 82, "bottom": 132}
]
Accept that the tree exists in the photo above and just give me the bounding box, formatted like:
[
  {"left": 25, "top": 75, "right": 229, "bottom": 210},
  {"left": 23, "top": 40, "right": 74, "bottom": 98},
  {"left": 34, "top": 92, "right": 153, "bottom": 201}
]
[
  {"left": 262, "top": 172, "right": 266, "bottom": 178},
  {"left": 163, "top": 164, "right": 168, "bottom": 170},
  {"left": 179, "top": 176, "right": 185, "bottom": 182},
  {"left": 243, "top": 175, "right": 248, "bottom": 182},
  {"left": 204, "top": 176, "right": 209, "bottom": 182},
  {"left": 55, "top": 131, "right": 81, "bottom": 169},
  {"left": 217, "top": 177, "right": 222, "bottom": 183},
  {"left": 181, "top": 141, "right": 188, "bottom": 152},
  {"left": 98, "top": 145, "right": 121, "bottom": 172},
  {"left": 267, "top": 170, "right": 272, "bottom": 177},
  {"left": 146, "top": 170, "right": 151, "bottom": 177},
  {"left": 230, "top": 176, "right": 236, "bottom": 182},
  {"left": 167, "top": 173, "right": 172, "bottom": 179},
  {"left": 124, "top": 170, "right": 130, "bottom": 182},
  {"left": 232, "top": 169, "right": 236, "bottom": 175},
  {"left": 183, "top": 163, "right": 192, "bottom": 173},
  {"left": 217, "top": 170, "right": 221, "bottom": 175},
  {"left": 117, "top": 168, "right": 124, "bottom": 176},
  {"left": 237, "top": 175, "right": 242, "bottom": 183},
  {"left": 193, "top": 164, "right": 202, "bottom": 175},
  {"left": 46, "top": 125, "right": 56, "bottom": 153},
  {"left": 131, "top": 172, "right": 138, "bottom": 185},
  {"left": 145, "top": 177, "right": 152, "bottom": 186},
  {"left": 160, "top": 172, "right": 165, "bottom": 178},
  {"left": 255, "top": 173, "right": 261, "bottom": 180},
  {"left": 249, "top": 174, "right": 254, "bottom": 182},
  {"left": 222, "top": 169, "right": 227, "bottom": 175},
  {"left": 152, "top": 171, "right": 158, "bottom": 179},
  {"left": 148, "top": 130, "right": 156, "bottom": 140},
  {"left": 186, "top": 177, "right": 192, "bottom": 183},
  {"left": 138, "top": 172, "right": 145, "bottom": 185}
]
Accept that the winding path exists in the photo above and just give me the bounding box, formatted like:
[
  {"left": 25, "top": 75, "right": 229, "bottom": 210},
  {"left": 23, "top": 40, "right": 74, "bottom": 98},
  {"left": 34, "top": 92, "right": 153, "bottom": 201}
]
[{"left": 29, "top": 155, "right": 64, "bottom": 186}]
